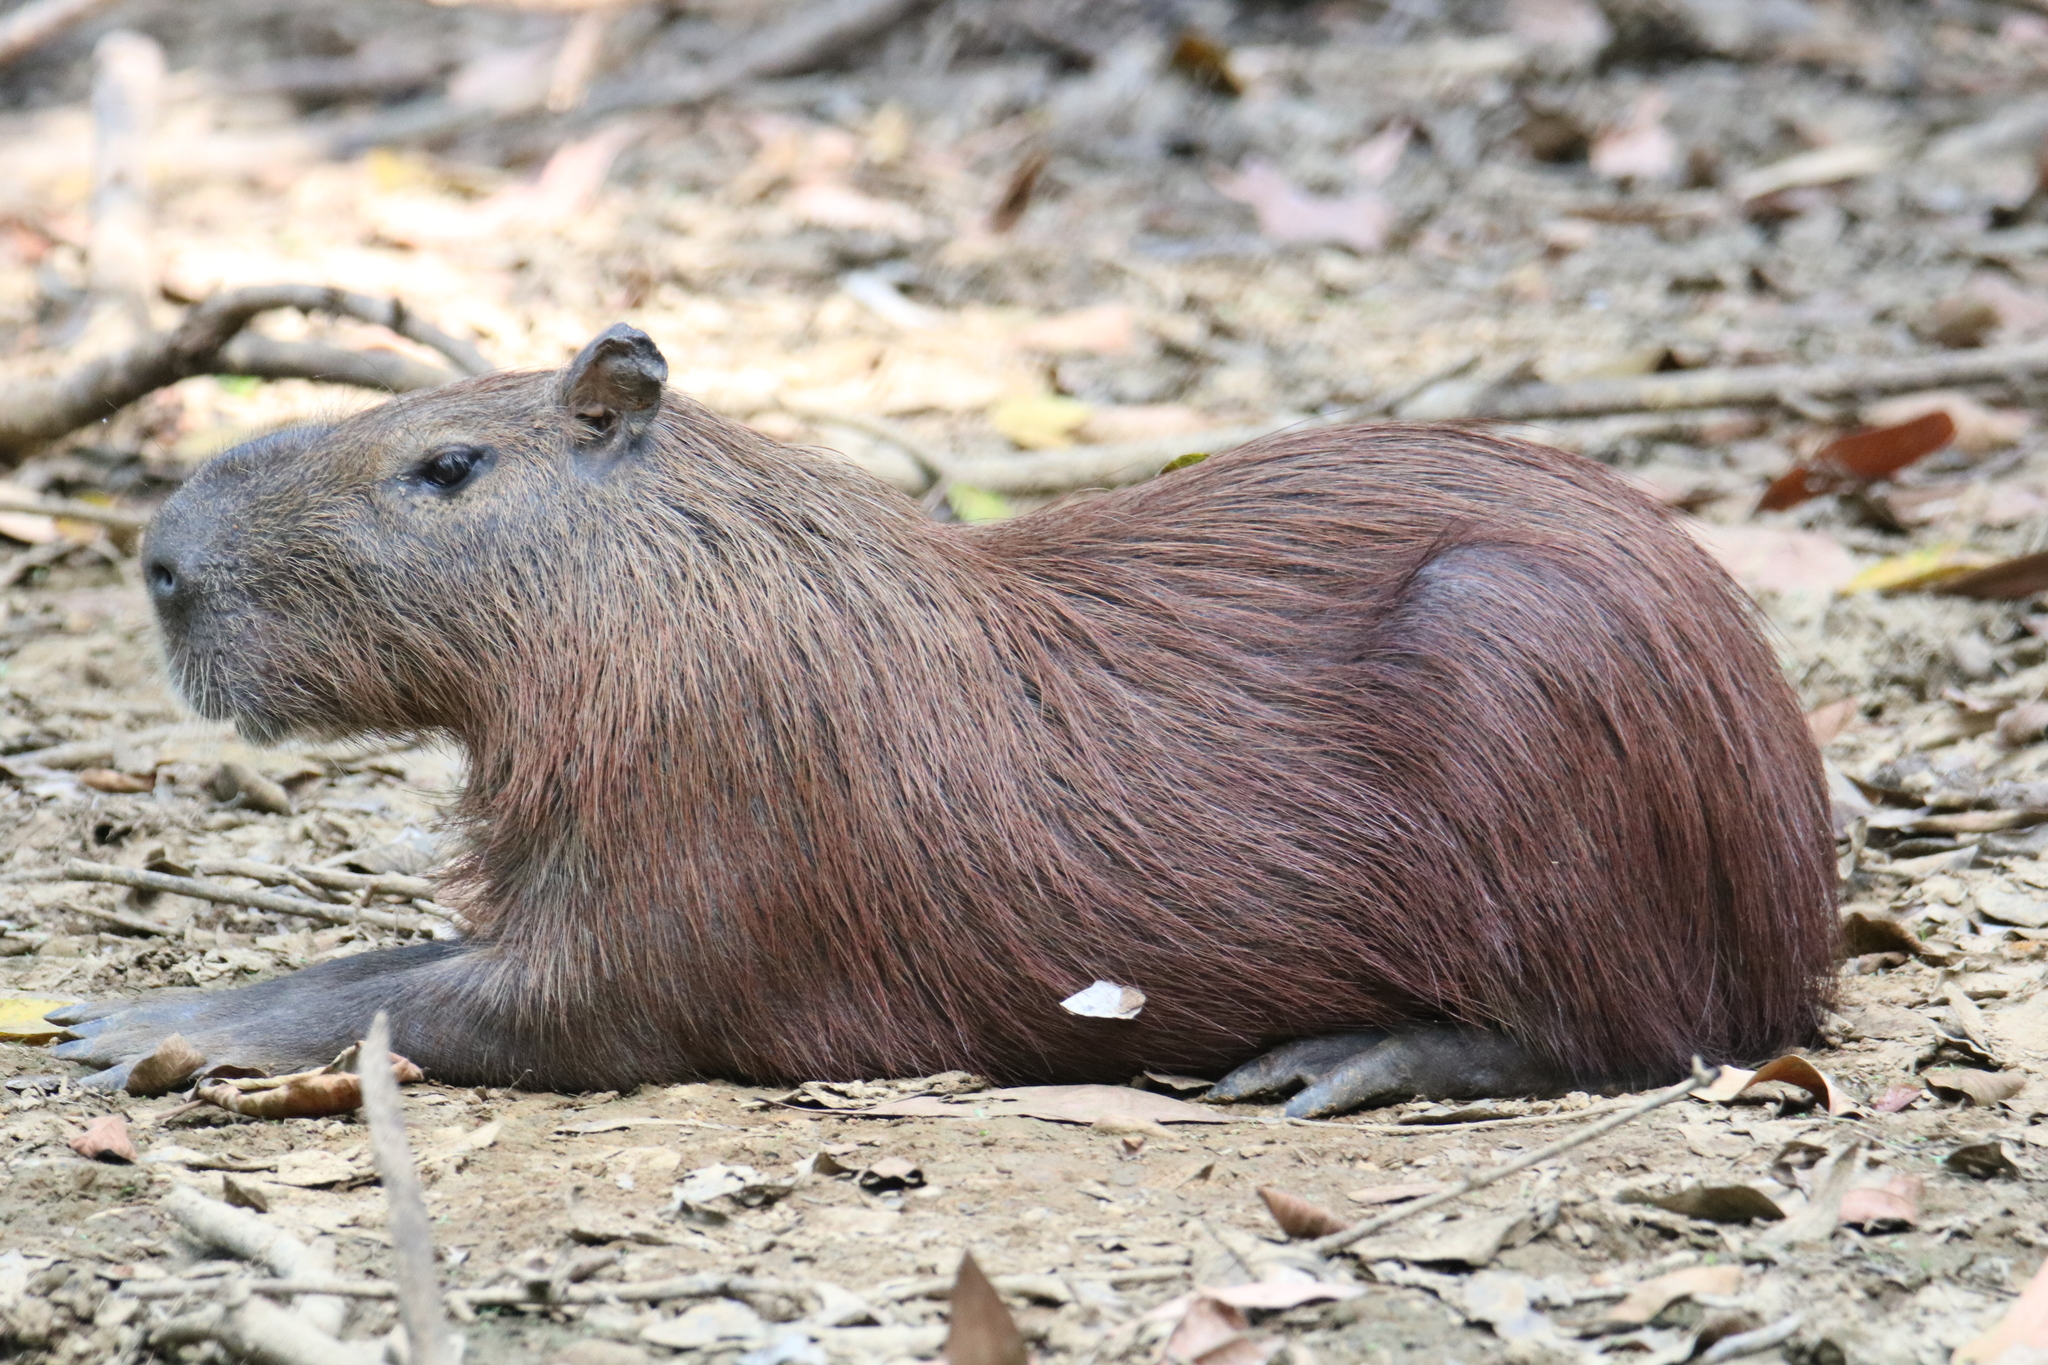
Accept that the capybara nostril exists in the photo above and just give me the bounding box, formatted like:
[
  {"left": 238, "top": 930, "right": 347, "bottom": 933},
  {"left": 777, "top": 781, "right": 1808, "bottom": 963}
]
[{"left": 145, "top": 558, "right": 177, "bottom": 599}]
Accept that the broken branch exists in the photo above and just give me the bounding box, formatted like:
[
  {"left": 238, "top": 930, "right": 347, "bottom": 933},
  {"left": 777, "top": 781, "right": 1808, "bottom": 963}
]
[
  {"left": 0, "top": 284, "right": 491, "bottom": 465},
  {"left": 1309, "top": 1061, "right": 1721, "bottom": 1256}
]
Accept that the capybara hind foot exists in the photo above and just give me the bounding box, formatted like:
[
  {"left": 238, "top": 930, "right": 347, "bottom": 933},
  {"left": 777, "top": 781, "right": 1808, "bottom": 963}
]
[
  {"left": 48, "top": 943, "right": 467, "bottom": 1092},
  {"left": 1209, "top": 1025, "right": 1567, "bottom": 1118}
]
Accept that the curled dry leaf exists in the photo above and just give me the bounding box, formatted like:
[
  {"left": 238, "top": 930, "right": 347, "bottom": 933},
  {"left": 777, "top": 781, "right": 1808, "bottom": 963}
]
[
  {"left": 1756, "top": 411, "right": 1955, "bottom": 513},
  {"left": 1947, "top": 1142, "right": 2022, "bottom": 1180},
  {"left": 126, "top": 1033, "right": 207, "bottom": 1097},
  {"left": 1923, "top": 1067, "right": 2025, "bottom": 1107},
  {"left": 1838, "top": 1173, "right": 1922, "bottom": 1232},
  {"left": 945, "top": 1251, "right": 1027, "bottom": 1365},
  {"left": 192, "top": 1041, "right": 423, "bottom": 1119},
  {"left": 1257, "top": 1186, "right": 1349, "bottom": 1240},
  {"left": 196, "top": 1071, "right": 363, "bottom": 1120},
  {"left": 1700, "top": 1053, "right": 1855, "bottom": 1114},
  {"left": 1840, "top": 910, "right": 1923, "bottom": 958},
  {"left": 1625, "top": 1185, "right": 1784, "bottom": 1224},
  {"left": 68, "top": 1113, "right": 137, "bottom": 1163}
]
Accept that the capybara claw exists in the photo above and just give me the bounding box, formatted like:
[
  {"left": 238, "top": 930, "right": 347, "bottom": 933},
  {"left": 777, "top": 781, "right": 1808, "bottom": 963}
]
[
  {"left": 1216, "top": 1025, "right": 1568, "bottom": 1118},
  {"left": 44, "top": 999, "right": 126, "bottom": 1026},
  {"left": 1209, "top": 1033, "right": 1387, "bottom": 1103},
  {"left": 77, "top": 1062, "right": 135, "bottom": 1093}
]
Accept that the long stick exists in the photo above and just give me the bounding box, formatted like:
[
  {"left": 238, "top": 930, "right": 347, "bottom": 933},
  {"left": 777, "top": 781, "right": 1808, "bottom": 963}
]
[
  {"left": 1309, "top": 1061, "right": 1720, "bottom": 1256},
  {"left": 61, "top": 859, "right": 431, "bottom": 932},
  {"left": 361, "top": 1012, "right": 458, "bottom": 1365},
  {"left": 0, "top": 0, "right": 119, "bottom": 66},
  {"left": 87, "top": 30, "right": 164, "bottom": 330}
]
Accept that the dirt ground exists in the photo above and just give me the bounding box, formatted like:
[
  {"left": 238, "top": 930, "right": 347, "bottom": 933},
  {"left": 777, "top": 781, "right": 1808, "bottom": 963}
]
[{"left": 7, "top": 1, "right": 2048, "bottom": 1362}]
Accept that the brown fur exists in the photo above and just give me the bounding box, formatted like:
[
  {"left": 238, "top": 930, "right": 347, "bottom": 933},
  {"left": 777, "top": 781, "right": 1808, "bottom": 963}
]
[{"left": 145, "top": 371, "right": 1837, "bottom": 1090}]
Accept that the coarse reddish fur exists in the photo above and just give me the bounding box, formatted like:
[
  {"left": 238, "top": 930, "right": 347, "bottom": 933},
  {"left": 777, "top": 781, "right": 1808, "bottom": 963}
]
[{"left": 149, "top": 374, "right": 1837, "bottom": 1090}]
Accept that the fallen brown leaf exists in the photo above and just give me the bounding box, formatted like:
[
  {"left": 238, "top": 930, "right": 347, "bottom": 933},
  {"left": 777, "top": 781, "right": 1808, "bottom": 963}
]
[
  {"left": 126, "top": 1034, "right": 207, "bottom": 1097},
  {"left": 196, "top": 1072, "right": 364, "bottom": 1120},
  {"left": 1934, "top": 550, "right": 2048, "bottom": 601},
  {"left": 945, "top": 1252, "right": 1027, "bottom": 1365},
  {"left": 1757, "top": 412, "right": 1955, "bottom": 512},
  {"left": 1805, "top": 697, "right": 1858, "bottom": 745},
  {"left": 1923, "top": 1067, "right": 2025, "bottom": 1106},
  {"left": 1701, "top": 1053, "right": 1857, "bottom": 1114},
  {"left": 68, "top": 1113, "right": 137, "bottom": 1163},
  {"left": 1212, "top": 161, "right": 1392, "bottom": 253},
  {"left": 1947, "top": 1142, "right": 2022, "bottom": 1179},
  {"left": 1628, "top": 1185, "right": 1784, "bottom": 1224},
  {"left": 1257, "top": 1186, "right": 1348, "bottom": 1239},
  {"left": 78, "top": 768, "right": 152, "bottom": 793},
  {"left": 1838, "top": 1173, "right": 1921, "bottom": 1231},
  {"left": 1604, "top": 1264, "right": 1743, "bottom": 1326},
  {"left": 1871, "top": 1084, "right": 1923, "bottom": 1113}
]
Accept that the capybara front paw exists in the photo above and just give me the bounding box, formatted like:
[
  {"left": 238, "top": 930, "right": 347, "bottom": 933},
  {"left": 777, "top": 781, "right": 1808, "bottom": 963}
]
[
  {"left": 1211, "top": 1025, "right": 1566, "bottom": 1118},
  {"left": 48, "top": 991, "right": 352, "bottom": 1093}
]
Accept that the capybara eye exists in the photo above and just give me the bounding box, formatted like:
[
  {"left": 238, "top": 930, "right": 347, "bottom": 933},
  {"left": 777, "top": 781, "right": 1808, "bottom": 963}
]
[{"left": 412, "top": 445, "right": 485, "bottom": 493}]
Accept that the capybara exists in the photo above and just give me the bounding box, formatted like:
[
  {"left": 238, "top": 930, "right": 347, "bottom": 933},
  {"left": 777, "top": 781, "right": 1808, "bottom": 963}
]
[{"left": 52, "top": 324, "right": 1837, "bottom": 1115}]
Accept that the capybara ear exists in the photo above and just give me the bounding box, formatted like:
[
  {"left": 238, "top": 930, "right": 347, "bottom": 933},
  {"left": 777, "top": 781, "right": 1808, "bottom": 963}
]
[{"left": 558, "top": 323, "right": 669, "bottom": 459}]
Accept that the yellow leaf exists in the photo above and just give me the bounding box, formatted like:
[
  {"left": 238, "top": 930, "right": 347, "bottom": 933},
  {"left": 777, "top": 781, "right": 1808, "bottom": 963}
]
[
  {"left": 0, "top": 995, "right": 81, "bottom": 1043},
  {"left": 1843, "top": 545, "right": 1993, "bottom": 594},
  {"left": 990, "top": 395, "right": 1093, "bottom": 450},
  {"left": 946, "top": 485, "right": 1015, "bottom": 524}
]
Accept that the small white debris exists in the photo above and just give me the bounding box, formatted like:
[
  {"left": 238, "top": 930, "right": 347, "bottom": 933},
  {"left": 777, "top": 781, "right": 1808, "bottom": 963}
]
[{"left": 1061, "top": 980, "right": 1146, "bottom": 1020}]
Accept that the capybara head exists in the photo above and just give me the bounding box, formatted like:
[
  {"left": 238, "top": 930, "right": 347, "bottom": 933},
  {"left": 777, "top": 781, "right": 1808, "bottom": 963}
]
[{"left": 145, "top": 323, "right": 893, "bottom": 745}]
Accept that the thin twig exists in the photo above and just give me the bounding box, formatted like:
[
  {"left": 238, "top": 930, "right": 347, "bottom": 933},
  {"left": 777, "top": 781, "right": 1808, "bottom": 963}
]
[
  {"left": 450, "top": 1272, "right": 824, "bottom": 1312},
  {"left": 0, "top": 494, "right": 149, "bottom": 532},
  {"left": 1309, "top": 1061, "right": 1721, "bottom": 1257},
  {"left": 1697, "top": 1311, "right": 1806, "bottom": 1364},
  {"left": 0, "top": 0, "right": 120, "bottom": 66},
  {"left": 60, "top": 859, "right": 433, "bottom": 932},
  {"left": 0, "top": 723, "right": 195, "bottom": 771},
  {"left": 361, "top": 1012, "right": 459, "bottom": 1365},
  {"left": 70, "top": 900, "right": 175, "bottom": 936},
  {"left": 127, "top": 1277, "right": 398, "bottom": 1300},
  {"left": 1457, "top": 339, "right": 2048, "bottom": 423}
]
